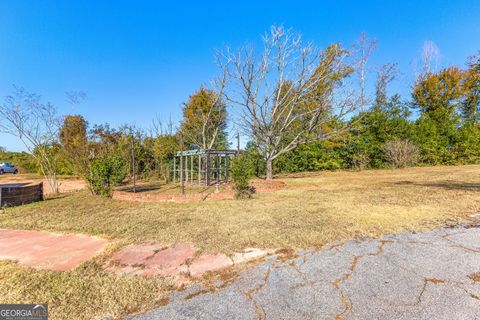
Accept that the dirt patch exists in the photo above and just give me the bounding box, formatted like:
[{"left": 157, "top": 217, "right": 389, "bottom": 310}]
[{"left": 0, "top": 174, "right": 85, "bottom": 195}]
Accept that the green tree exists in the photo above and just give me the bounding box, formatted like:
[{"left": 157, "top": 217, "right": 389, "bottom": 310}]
[
  {"left": 231, "top": 153, "right": 255, "bottom": 199},
  {"left": 411, "top": 67, "right": 466, "bottom": 164},
  {"left": 348, "top": 95, "right": 414, "bottom": 168},
  {"left": 59, "top": 115, "right": 89, "bottom": 176},
  {"left": 86, "top": 152, "right": 127, "bottom": 196},
  {"left": 180, "top": 87, "right": 227, "bottom": 150},
  {"left": 463, "top": 52, "right": 480, "bottom": 123},
  {"left": 412, "top": 67, "right": 466, "bottom": 118}
]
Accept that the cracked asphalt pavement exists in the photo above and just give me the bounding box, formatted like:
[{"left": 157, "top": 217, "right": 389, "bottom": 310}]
[{"left": 131, "top": 225, "right": 480, "bottom": 320}]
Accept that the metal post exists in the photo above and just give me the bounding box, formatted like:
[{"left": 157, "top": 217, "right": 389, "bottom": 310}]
[
  {"left": 180, "top": 137, "right": 185, "bottom": 195},
  {"left": 206, "top": 154, "right": 210, "bottom": 186},
  {"left": 216, "top": 154, "right": 220, "bottom": 185},
  {"left": 173, "top": 156, "right": 176, "bottom": 183},
  {"left": 198, "top": 155, "right": 201, "bottom": 185},
  {"left": 191, "top": 155, "right": 194, "bottom": 184},
  {"left": 185, "top": 155, "right": 189, "bottom": 183},
  {"left": 224, "top": 155, "right": 228, "bottom": 182},
  {"left": 167, "top": 162, "right": 170, "bottom": 183},
  {"left": 131, "top": 136, "right": 136, "bottom": 193},
  {"left": 237, "top": 132, "right": 240, "bottom": 153}
]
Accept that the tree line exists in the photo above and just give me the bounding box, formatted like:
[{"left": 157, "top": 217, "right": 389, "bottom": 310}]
[{"left": 0, "top": 25, "right": 478, "bottom": 195}]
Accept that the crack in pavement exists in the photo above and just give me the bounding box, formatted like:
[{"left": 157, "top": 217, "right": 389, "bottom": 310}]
[
  {"left": 331, "top": 255, "right": 361, "bottom": 320},
  {"left": 244, "top": 266, "right": 271, "bottom": 320},
  {"left": 377, "top": 238, "right": 480, "bottom": 308},
  {"left": 368, "top": 240, "right": 395, "bottom": 256},
  {"left": 441, "top": 232, "right": 480, "bottom": 254},
  {"left": 131, "top": 225, "right": 480, "bottom": 320},
  {"left": 415, "top": 277, "right": 480, "bottom": 307},
  {"left": 330, "top": 239, "right": 395, "bottom": 319},
  {"left": 416, "top": 278, "right": 446, "bottom": 305}
]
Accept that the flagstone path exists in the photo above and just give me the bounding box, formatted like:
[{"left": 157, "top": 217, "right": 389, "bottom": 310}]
[{"left": 0, "top": 229, "right": 107, "bottom": 271}]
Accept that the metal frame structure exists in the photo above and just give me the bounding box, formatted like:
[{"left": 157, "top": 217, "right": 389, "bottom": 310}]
[{"left": 173, "top": 149, "right": 238, "bottom": 186}]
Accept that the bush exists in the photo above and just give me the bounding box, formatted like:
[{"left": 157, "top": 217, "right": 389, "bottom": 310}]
[
  {"left": 275, "top": 140, "right": 348, "bottom": 173},
  {"left": 351, "top": 152, "right": 370, "bottom": 171},
  {"left": 86, "top": 153, "right": 127, "bottom": 196},
  {"left": 383, "top": 139, "right": 419, "bottom": 168},
  {"left": 230, "top": 153, "right": 255, "bottom": 199}
]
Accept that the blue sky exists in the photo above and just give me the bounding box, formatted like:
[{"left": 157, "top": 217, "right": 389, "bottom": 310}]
[{"left": 1, "top": 1, "right": 479, "bottom": 151}]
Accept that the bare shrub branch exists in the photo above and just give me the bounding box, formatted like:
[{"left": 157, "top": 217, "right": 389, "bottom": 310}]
[
  {"left": 383, "top": 139, "right": 419, "bottom": 168},
  {"left": 0, "top": 87, "right": 61, "bottom": 192}
]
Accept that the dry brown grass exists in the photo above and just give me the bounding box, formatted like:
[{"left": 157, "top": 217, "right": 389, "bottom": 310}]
[{"left": 0, "top": 165, "right": 478, "bottom": 319}]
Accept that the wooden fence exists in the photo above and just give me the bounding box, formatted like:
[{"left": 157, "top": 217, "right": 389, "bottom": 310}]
[{"left": 0, "top": 183, "right": 43, "bottom": 207}]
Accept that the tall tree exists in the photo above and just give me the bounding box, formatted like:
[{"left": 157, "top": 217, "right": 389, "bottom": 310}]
[
  {"left": 463, "top": 52, "right": 480, "bottom": 123},
  {"left": 412, "top": 66, "right": 466, "bottom": 118},
  {"left": 375, "top": 63, "right": 398, "bottom": 106},
  {"left": 222, "top": 25, "right": 358, "bottom": 179},
  {"left": 59, "top": 115, "right": 89, "bottom": 176},
  {"left": 421, "top": 40, "right": 441, "bottom": 75},
  {"left": 353, "top": 32, "right": 377, "bottom": 112},
  {"left": 179, "top": 86, "right": 228, "bottom": 149},
  {"left": 0, "top": 87, "right": 61, "bottom": 193},
  {"left": 412, "top": 66, "right": 468, "bottom": 164}
]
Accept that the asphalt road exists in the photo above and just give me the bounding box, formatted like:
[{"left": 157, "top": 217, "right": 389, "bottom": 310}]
[{"left": 132, "top": 224, "right": 480, "bottom": 320}]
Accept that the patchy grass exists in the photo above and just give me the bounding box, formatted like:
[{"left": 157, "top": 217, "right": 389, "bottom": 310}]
[
  {"left": 0, "top": 165, "right": 479, "bottom": 319},
  {"left": 0, "top": 258, "right": 173, "bottom": 320}
]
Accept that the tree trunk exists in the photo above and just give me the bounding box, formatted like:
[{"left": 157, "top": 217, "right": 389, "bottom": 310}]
[
  {"left": 48, "top": 175, "right": 59, "bottom": 194},
  {"left": 266, "top": 158, "right": 273, "bottom": 180}
]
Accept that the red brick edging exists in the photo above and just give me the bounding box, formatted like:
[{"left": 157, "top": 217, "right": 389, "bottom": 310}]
[
  {"left": 112, "top": 180, "right": 286, "bottom": 203},
  {"left": 112, "top": 190, "right": 235, "bottom": 202}
]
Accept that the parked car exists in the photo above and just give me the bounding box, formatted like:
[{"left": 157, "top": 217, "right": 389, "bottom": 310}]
[{"left": 0, "top": 162, "right": 18, "bottom": 174}]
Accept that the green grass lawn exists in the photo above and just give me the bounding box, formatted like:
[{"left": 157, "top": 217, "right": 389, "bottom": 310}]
[{"left": 0, "top": 165, "right": 478, "bottom": 319}]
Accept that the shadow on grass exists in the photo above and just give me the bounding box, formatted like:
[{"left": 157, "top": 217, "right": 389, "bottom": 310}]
[{"left": 396, "top": 180, "right": 480, "bottom": 191}]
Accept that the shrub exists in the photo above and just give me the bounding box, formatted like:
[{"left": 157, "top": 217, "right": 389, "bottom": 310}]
[
  {"left": 383, "top": 139, "right": 420, "bottom": 168},
  {"left": 351, "top": 152, "right": 370, "bottom": 171},
  {"left": 86, "top": 153, "right": 127, "bottom": 196},
  {"left": 230, "top": 153, "right": 255, "bottom": 199}
]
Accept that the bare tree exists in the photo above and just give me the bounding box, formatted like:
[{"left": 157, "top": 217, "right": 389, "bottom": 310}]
[
  {"left": 353, "top": 32, "right": 377, "bottom": 112},
  {"left": 148, "top": 115, "right": 179, "bottom": 180},
  {"left": 66, "top": 90, "right": 87, "bottom": 113},
  {"left": 375, "top": 63, "right": 398, "bottom": 106},
  {"left": 421, "top": 40, "right": 440, "bottom": 75},
  {"left": 221, "top": 25, "right": 358, "bottom": 180},
  {"left": 150, "top": 114, "right": 176, "bottom": 137},
  {"left": 0, "top": 87, "right": 61, "bottom": 193}
]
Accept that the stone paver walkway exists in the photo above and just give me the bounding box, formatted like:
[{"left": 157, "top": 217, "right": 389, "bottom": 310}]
[
  {"left": 132, "top": 224, "right": 480, "bottom": 320},
  {"left": 0, "top": 229, "right": 108, "bottom": 271},
  {"left": 106, "top": 244, "right": 272, "bottom": 285}
]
